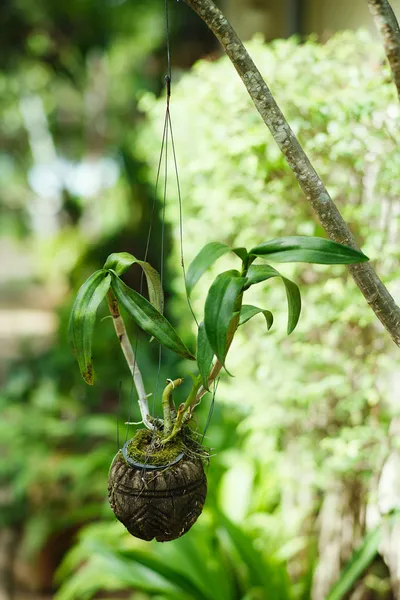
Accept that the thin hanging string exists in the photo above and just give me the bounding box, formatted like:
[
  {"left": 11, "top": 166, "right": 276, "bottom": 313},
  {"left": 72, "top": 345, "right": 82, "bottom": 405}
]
[
  {"left": 165, "top": 0, "right": 172, "bottom": 83},
  {"left": 150, "top": 0, "right": 172, "bottom": 427},
  {"left": 122, "top": 0, "right": 204, "bottom": 443},
  {"left": 124, "top": 370, "right": 136, "bottom": 444},
  {"left": 151, "top": 107, "right": 169, "bottom": 425},
  {"left": 165, "top": 0, "right": 198, "bottom": 326},
  {"left": 168, "top": 111, "right": 199, "bottom": 327},
  {"left": 201, "top": 378, "right": 219, "bottom": 444},
  {"left": 116, "top": 380, "right": 122, "bottom": 451},
  {"left": 123, "top": 110, "right": 169, "bottom": 443}
]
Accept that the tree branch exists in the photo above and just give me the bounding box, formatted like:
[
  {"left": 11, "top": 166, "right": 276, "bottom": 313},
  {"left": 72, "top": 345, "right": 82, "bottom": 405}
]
[
  {"left": 367, "top": 0, "right": 400, "bottom": 99},
  {"left": 182, "top": 0, "right": 400, "bottom": 346}
]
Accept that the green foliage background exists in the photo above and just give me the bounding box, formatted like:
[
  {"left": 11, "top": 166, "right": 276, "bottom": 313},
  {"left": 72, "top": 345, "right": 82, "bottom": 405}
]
[{"left": 1, "top": 9, "right": 400, "bottom": 598}]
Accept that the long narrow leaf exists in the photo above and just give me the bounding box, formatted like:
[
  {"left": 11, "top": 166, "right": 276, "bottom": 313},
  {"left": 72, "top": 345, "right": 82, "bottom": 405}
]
[
  {"left": 245, "top": 265, "right": 301, "bottom": 334},
  {"left": 69, "top": 270, "right": 111, "bottom": 384},
  {"left": 111, "top": 274, "right": 195, "bottom": 360},
  {"left": 104, "top": 252, "right": 164, "bottom": 312},
  {"left": 186, "top": 242, "right": 232, "bottom": 296},
  {"left": 239, "top": 305, "right": 274, "bottom": 330},
  {"left": 108, "top": 548, "right": 208, "bottom": 600},
  {"left": 326, "top": 528, "right": 380, "bottom": 600},
  {"left": 204, "top": 270, "right": 246, "bottom": 365},
  {"left": 218, "top": 512, "right": 292, "bottom": 600},
  {"left": 196, "top": 322, "right": 214, "bottom": 390},
  {"left": 250, "top": 236, "right": 369, "bottom": 264}
]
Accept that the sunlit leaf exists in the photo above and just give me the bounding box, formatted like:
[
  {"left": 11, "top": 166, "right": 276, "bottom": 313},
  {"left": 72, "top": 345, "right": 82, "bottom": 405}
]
[
  {"left": 186, "top": 242, "right": 232, "bottom": 296},
  {"left": 239, "top": 305, "right": 274, "bottom": 330},
  {"left": 249, "top": 236, "right": 369, "bottom": 264},
  {"left": 111, "top": 273, "right": 195, "bottom": 360},
  {"left": 69, "top": 270, "right": 111, "bottom": 385},
  {"left": 245, "top": 265, "right": 301, "bottom": 334},
  {"left": 104, "top": 252, "right": 163, "bottom": 312},
  {"left": 196, "top": 322, "right": 214, "bottom": 390},
  {"left": 204, "top": 270, "right": 246, "bottom": 365}
]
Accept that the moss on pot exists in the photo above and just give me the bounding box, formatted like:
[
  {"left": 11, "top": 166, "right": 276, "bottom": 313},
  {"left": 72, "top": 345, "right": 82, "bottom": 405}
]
[{"left": 124, "top": 428, "right": 185, "bottom": 466}]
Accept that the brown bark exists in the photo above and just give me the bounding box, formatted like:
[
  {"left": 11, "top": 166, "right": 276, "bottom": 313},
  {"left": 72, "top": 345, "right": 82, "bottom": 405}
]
[
  {"left": 181, "top": 0, "right": 400, "bottom": 347},
  {"left": 368, "top": 0, "right": 400, "bottom": 99}
]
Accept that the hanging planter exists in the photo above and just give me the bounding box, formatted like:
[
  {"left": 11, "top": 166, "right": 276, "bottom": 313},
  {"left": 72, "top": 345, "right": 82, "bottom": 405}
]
[
  {"left": 108, "top": 428, "right": 208, "bottom": 541},
  {"left": 70, "top": 239, "right": 369, "bottom": 541}
]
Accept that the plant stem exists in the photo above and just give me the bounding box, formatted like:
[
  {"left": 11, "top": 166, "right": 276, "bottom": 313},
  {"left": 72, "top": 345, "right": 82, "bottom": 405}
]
[
  {"left": 168, "top": 260, "right": 249, "bottom": 435},
  {"left": 162, "top": 375, "right": 202, "bottom": 444},
  {"left": 162, "top": 378, "right": 184, "bottom": 435},
  {"left": 182, "top": 0, "right": 400, "bottom": 347},
  {"left": 106, "top": 289, "right": 153, "bottom": 430},
  {"left": 367, "top": 0, "right": 400, "bottom": 99}
]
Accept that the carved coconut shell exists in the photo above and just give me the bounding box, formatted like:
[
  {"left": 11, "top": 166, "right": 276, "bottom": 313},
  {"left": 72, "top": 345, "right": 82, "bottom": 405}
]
[{"left": 108, "top": 432, "right": 207, "bottom": 542}]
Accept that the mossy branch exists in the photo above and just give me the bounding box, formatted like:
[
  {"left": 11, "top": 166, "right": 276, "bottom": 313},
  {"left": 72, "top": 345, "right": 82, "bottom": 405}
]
[
  {"left": 182, "top": 0, "right": 400, "bottom": 347},
  {"left": 106, "top": 289, "right": 153, "bottom": 430}
]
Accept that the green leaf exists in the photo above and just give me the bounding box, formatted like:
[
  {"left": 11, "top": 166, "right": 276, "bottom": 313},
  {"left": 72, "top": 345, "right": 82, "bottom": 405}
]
[
  {"left": 218, "top": 512, "right": 292, "bottom": 599},
  {"left": 111, "top": 273, "right": 195, "bottom": 361},
  {"left": 245, "top": 265, "right": 301, "bottom": 334},
  {"left": 232, "top": 247, "right": 248, "bottom": 261},
  {"left": 326, "top": 528, "right": 380, "bottom": 600},
  {"left": 196, "top": 322, "right": 214, "bottom": 390},
  {"left": 249, "top": 236, "right": 369, "bottom": 264},
  {"left": 239, "top": 305, "right": 274, "bottom": 330},
  {"left": 186, "top": 242, "right": 232, "bottom": 296},
  {"left": 204, "top": 270, "right": 246, "bottom": 365},
  {"left": 104, "top": 252, "right": 164, "bottom": 312},
  {"left": 245, "top": 264, "right": 281, "bottom": 287},
  {"left": 69, "top": 270, "right": 111, "bottom": 385},
  {"left": 104, "top": 547, "right": 208, "bottom": 600}
]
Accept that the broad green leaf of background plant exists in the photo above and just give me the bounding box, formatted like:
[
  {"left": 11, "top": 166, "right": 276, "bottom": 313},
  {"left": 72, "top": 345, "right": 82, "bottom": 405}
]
[
  {"left": 245, "top": 265, "right": 301, "bottom": 334},
  {"left": 217, "top": 512, "right": 293, "bottom": 600},
  {"left": 204, "top": 270, "right": 246, "bottom": 365},
  {"left": 239, "top": 304, "right": 274, "bottom": 330},
  {"left": 69, "top": 270, "right": 111, "bottom": 385},
  {"left": 104, "top": 252, "right": 164, "bottom": 312},
  {"left": 186, "top": 242, "right": 247, "bottom": 296},
  {"left": 249, "top": 236, "right": 369, "bottom": 264},
  {"left": 196, "top": 322, "right": 214, "bottom": 390},
  {"left": 111, "top": 274, "right": 195, "bottom": 361}
]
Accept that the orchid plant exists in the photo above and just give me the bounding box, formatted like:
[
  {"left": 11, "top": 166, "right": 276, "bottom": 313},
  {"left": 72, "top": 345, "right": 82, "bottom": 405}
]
[{"left": 69, "top": 236, "right": 368, "bottom": 443}]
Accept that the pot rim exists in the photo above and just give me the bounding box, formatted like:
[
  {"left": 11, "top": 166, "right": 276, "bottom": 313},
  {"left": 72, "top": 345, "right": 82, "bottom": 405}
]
[{"left": 121, "top": 439, "right": 185, "bottom": 471}]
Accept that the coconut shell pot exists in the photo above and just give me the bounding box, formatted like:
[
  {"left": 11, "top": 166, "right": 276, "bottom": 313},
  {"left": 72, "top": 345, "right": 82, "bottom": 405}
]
[{"left": 108, "top": 429, "right": 207, "bottom": 542}]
